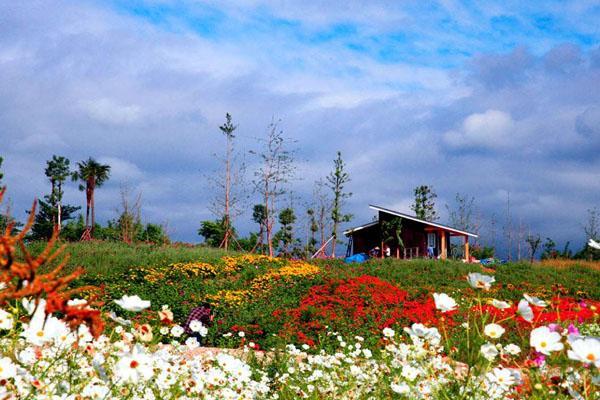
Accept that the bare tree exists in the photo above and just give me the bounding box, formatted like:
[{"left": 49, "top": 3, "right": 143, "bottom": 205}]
[
  {"left": 584, "top": 207, "right": 599, "bottom": 241},
  {"left": 116, "top": 183, "right": 142, "bottom": 244},
  {"left": 251, "top": 119, "right": 295, "bottom": 257},
  {"left": 207, "top": 113, "right": 246, "bottom": 251},
  {"left": 312, "top": 179, "right": 332, "bottom": 251}
]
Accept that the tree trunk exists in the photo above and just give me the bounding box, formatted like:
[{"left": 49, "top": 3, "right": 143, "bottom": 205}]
[{"left": 57, "top": 181, "right": 62, "bottom": 232}]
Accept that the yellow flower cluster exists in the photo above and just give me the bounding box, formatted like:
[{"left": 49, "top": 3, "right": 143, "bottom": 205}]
[
  {"left": 205, "top": 290, "right": 250, "bottom": 307},
  {"left": 169, "top": 262, "right": 217, "bottom": 278},
  {"left": 250, "top": 260, "right": 320, "bottom": 293},
  {"left": 138, "top": 266, "right": 166, "bottom": 284},
  {"left": 221, "top": 254, "right": 283, "bottom": 273}
]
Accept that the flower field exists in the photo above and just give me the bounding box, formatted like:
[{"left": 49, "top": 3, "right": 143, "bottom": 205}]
[{"left": 4, "top": 193, "right": 600, "bottom": 398}]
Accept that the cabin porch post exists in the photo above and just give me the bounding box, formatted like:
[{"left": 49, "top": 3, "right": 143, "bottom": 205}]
[
  {"left": 440, "top": 229, "right": 447, "bottom": 260},
  {"left": 464, "top": 235, "right": 470, "bottom": 261}
]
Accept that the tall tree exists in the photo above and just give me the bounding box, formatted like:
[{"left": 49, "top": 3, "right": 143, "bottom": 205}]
[
  {"left": 313, "top": 179, "right": 331, "bottom": 251},
  {"left": 276, "top": 207, "right": 296, "bottom": 257},
  {"left": 327, "top": 151, "right": 352, "bottom": 257},
  {"left": 526, "top": 234, "right": 541, "bottom": 263},
  {"left": 72, "top": 157, "right": 111, "bottom": 237},
  {"left": 445, "top": 193, "right": 476, "bottom": 232},
  {"left": 306, "top": 208, "right": 318, "bottom": 257},
  {"left": 251, "top": 120, "right": 295, "bottom": 257},
  {"left": 584, "top": 207, "right": 599, "bottom": 241},
  {"left": 44, "top": 155, "right": 72, "bottom": 230},
  {"left": 411, "top": 185, "right": 438, "bottom": 221},
  {"left": 208, "top": 113, "right": 245, "bottom": 251}
]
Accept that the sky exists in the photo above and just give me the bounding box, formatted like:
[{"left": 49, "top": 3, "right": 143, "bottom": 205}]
[{"left": 1, "top": 1, "right": 599, "bottom": 255}]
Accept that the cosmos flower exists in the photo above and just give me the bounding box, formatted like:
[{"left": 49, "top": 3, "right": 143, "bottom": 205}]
[
  {"left": 467, "top": 273, "right": 495, "bottom": 291},
  {"left": 567, "top": 337, "right": 600, "bottom": 368},
  {"left": 0, "top": 309, "right": 14, "bottom": 330},
  {"left": 484, "top": 323, "right": 506, "bottom": 339},
  {"left": 114, "top": 295, "right": 151, "bottom": 312},
  {"left": 530, "top": 326, "right": 564, "bottom": 355},
  {"left": 489, "top": 299, "right": 511, "bottom": 309},
  {"left": 523, "top": 294, "right": 547, "bottom": 308},
  {"left": 433, "top": 293, "right": 458, "bottom": 313},
  {"left": 480, "top": 343, "right": 499, "bottom": 361},
  {"left": 517, "top": 299, "right": 534, "bottom": 322}
]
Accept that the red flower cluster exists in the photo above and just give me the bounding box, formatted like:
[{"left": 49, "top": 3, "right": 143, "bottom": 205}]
[
  {"left": 276, "top": 275, "right": 440, "bottom": 345},
  {"left": 472, "top": 297, "right": 599, "bottom": 326}
]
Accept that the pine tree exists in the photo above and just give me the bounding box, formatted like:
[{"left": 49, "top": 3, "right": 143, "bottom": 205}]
[
  {"left": 277, "top": 207, "right": 296, "bottom": 257},
  {"left": 44, "top": 155, "right": 73, "bottom": 230},
  {"left": 411, "top": 185, "right": 438, "bottom": 221}
]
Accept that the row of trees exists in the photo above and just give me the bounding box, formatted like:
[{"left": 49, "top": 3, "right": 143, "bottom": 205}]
[
  {"left": 199, "top": 114, "right": 353, "bottom": 257},
  {"left": 0, "top": 155, "right": 168, "bottom": 244}
]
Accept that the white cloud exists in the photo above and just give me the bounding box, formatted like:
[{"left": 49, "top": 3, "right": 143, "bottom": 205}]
[
  {"left": 97, "top": 157, "right": 144, "bottom": 181},
  {"left": 80, "top": 98, "right": 142, "bottom": 125},
  {"left": 443, "top": 109, "right": 516, "bottom": 149}
]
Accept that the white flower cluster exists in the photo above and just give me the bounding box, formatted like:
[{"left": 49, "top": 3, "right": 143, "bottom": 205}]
[{"left": 0, "top": 302, "right": 269, "bottom": 399}]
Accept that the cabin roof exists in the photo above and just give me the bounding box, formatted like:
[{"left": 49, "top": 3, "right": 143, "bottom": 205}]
[{"left": 343, "top": 205, "right": 478, "bottom": 238}]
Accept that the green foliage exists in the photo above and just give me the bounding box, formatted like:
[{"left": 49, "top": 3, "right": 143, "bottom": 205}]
[
  {"left": 381, "top": 217, "right": 403, "bottom": 251},
  {"left": 71, "top": 157, "right": 111, "bottom": 234},
  {"left": 137, "top": 223, "right": 170, "bottom": 244},
  {"left": 198, "top": 218, "right": 229, "bottom": 247},
  {"left": 470, "top": 245, "right": 495, "bottom": 259},
  {"left": 277, "top": 207, "right": 296, "bottom": 256},
  {"left": 411, "top": 185, "right": 438, "bottom": 221},
  {"left": 29, "top": 198, "right": 80, "bottom": 240},
  {"left": 541, "top": 237, "right": 558, "bottom": 259},
  {"left": 526, "top": 234, "right": 541, "bottom": 262}
]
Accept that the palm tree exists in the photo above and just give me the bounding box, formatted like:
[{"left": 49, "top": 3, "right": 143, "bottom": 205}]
[{"left": 72, "top": 158, "right": 111, "bottom": 237}]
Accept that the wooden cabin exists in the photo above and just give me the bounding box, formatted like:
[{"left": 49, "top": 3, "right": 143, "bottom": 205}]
[{"left": 344, "top": 205, "right": 478, "bottom": 260}]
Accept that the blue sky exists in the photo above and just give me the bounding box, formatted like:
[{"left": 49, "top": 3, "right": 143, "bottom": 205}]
[{"left": 1, "top": 1, "right": 599, "bottom": 256}]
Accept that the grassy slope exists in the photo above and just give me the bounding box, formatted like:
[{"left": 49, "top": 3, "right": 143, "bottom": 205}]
[{"left": 29, "top": 240, "right": 600, "bottom": 301}]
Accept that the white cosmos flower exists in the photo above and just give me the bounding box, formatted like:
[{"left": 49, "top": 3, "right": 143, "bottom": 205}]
[
  {"left": 487, "top": 367, "right": 516, "bottom": 387},
  {"left": 467, "top": 273, "right": 495, "bottom": 290},
  {"left": 114, "top": 295, "right": 150, "bottom": 312},
  {"left": 484, "top": 323, "right": 506, "bottom": 339},
  {"left": 170, "top": 325, "right": 184, "bottom": 338},
  {"left": 115, "top": 345, "right": 153, "bottom": 383},
  {"left": 433, "top": 293, "right": 457, "bottom": 313},
  {"left": 530, "top": 326, "right": 564, "bottom": 355},
  {"left": 504, "top": 344, "right": 521, "bottom": 355},
  {"left": 189, "top": 320, "right": 208, "bottom": 337},
  {"left": 490, "top": 299, "right": 511, "bottom": 309},
  {"left": 567, "top": 337, "right": 600, "bottom": 368},
  {"left": 0, "top": 309, "right": 14, "bottom": 330},
  {"left": 0, "top": 357, "right": 17, "bottom": 380},
  {"left": 391, "top": 382, "right": 410, "bottom": 394},
  {"left": 382, "top": 327, "right": 395, "bottom": 338},
  {"left": 517, "top": 299, "right": 534, "bottom": 322},
  {"left": 480, "top": 342, "right": 499, "bottom": 361},
  {"left": 523, "top": 294, "right": 547, "bottom": 308},
  {"left": 108, "top": 311, "right": 131, "bottom": 326}
]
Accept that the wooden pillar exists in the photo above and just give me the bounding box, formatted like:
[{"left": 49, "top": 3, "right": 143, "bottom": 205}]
[
  {"left": 440, "top": 230, "right": 447, "bottom": 260},
  {"left": 464, "top": 236, "right": 470, "bottom": 262}
]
